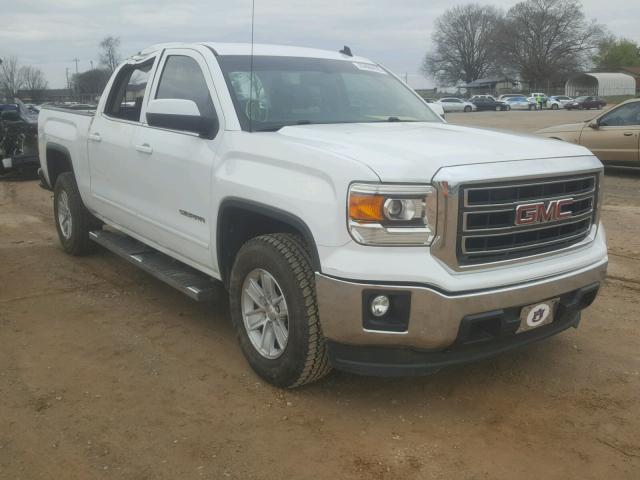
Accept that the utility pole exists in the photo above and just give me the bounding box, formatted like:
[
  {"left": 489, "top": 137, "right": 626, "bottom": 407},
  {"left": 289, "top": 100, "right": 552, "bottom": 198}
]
[
  {"left": 73, "top": 58, "right": 79, "bottom": 75},
  {"left": 65, "top": 68, "right": 70, "bottom": 89},
  {"left": 90, "top": 60, "right": 94, "bottom": 70}
]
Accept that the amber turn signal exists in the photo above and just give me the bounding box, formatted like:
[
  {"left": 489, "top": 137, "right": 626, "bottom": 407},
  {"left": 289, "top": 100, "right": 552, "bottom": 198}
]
[{"left": 349, "top": 193, "right": 385, "bottom": 222}]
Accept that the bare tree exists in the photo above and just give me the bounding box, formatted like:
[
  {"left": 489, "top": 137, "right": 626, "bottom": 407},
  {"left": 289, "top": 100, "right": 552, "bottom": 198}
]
[
  {"left": 72, "top": 68, "right": 111, "bottom": 94},
  {"left": 423, "top": 4, "right": 503, "bottom": 85},
  {"left": 0, "top": 56, "right": 25, "bottom": 98},
  {"left": 498, "top": 0, "right": 604, "bottom": 87},
  {"left": 99, "top": 36, "right": 122, "bottom": 73},
  {"left": 19, "top": 65, "right": 48, "bottom": 103}
]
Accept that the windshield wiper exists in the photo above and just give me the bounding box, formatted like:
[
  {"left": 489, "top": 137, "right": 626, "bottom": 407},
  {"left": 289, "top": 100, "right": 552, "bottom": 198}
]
[{"left": 386, "top": 117, "right": 419, "bottom": 122}]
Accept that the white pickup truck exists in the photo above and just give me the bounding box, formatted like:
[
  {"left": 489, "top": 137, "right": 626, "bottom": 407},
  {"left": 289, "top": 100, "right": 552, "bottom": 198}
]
[{"left": 38, "top": 43, "right": 608, "bottom": 387}]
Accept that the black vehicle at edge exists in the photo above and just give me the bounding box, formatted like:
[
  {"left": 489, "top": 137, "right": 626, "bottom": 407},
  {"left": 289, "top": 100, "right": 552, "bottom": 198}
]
[
  {"left": 0, "top": 100, "right": 40, "bottom": 175},
  {"left": 470, "top": 97, "right": 511, "bottom": 111}
]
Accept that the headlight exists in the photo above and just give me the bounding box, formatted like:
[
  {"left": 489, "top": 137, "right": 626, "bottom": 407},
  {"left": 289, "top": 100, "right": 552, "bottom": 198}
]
[{"left": 348, "top": 183, "right": 437, "bottom": 246}]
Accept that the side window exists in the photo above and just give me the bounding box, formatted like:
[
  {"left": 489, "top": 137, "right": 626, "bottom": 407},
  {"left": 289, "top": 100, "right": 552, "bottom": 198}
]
[
  {"left": 105, "top": 61, "right": 153, "bottom": 122},
  {"left": 600, "top": 102, "right": 640, "bottom": 127},
  {"left": 155, "top": 55, "right": 216, "bottom": 119}
]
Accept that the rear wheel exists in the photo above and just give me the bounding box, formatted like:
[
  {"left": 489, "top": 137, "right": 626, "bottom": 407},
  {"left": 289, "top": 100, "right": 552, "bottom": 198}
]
[
  {"left": 464, "top": 106, "right": 472, "bottom": 113},
  {"left": 551, "top": 104, "right": 559, "bottom": 110},
  {"left": 53, "top": 172, "right": 102, "bottom": 255},
  {"left": 229, "top": 233, "right": 331, "bottom": 388}
]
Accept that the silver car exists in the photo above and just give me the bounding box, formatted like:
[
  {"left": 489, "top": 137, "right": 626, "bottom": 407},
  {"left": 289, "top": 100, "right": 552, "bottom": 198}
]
[
  {"left": 437, "top": 97, "right": 477, "bottom": 113},
  {"left": 505, "top": 96, "right": 537, "bottom": 111}
]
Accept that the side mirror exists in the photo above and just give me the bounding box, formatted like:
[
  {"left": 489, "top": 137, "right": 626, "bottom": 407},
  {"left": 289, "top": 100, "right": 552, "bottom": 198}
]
[
  {"left": 146, "top": 99, "right": 218, "bottom": 139},
  {"left": 588, "top": 119, "right": 599, "bottom": 129}
]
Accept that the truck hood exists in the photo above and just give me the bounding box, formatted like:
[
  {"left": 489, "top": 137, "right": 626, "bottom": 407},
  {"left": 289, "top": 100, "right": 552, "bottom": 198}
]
[{"left": 277, "top": 122, "right": 591, "bottom": 182}]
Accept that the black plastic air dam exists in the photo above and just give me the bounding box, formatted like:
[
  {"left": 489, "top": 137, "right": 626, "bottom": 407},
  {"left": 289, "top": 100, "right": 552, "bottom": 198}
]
[{"left": 327, "top": 283, "right": 599, "bottom": 377}]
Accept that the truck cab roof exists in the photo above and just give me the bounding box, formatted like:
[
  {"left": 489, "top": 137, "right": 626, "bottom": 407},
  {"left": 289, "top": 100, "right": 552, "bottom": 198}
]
[{"left": 133, "top": 42, "right": 375, "bottom": 64}]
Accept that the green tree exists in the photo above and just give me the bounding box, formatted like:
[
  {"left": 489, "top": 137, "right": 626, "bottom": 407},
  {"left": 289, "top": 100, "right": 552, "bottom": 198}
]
[{"left": 594, "top": 37, "right": 640, "bottom": 70}]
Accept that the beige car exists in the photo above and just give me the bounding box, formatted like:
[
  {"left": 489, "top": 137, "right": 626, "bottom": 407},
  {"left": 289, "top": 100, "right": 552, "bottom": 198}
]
[{"left": 537, "top": 98, "right": 640, "bottom": 166}]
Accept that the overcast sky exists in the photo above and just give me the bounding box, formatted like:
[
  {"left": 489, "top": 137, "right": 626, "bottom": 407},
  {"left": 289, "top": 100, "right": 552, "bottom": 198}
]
[{"left": 1, "top": 0, "right": 639, "bottom": 89}]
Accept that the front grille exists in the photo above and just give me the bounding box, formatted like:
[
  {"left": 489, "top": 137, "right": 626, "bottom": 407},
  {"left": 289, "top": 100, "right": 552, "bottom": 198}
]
[{"left": 458, "top": 175, "right": 597, "bottom": 265}]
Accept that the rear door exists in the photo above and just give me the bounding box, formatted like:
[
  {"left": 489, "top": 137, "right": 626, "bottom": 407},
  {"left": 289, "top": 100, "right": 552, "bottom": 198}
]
[
  {"left": 129, "top": 47, "right": 224, "bottom": 268},
  {"left": 88, "top": 56, "right": 158, "bottom": 230},
  {"left": 580, "top": 101, "right": 640, "bottom": 163}
]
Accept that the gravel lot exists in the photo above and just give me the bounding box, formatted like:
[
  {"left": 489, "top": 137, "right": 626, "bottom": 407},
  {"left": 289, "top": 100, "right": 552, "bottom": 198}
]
[{"left": 1, "top": 110, "right": 639, "bottom": 479}]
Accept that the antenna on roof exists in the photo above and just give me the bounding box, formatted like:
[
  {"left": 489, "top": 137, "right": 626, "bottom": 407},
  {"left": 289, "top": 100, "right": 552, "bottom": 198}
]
[{"left": 339, "top": 45, "right": 353, "bottom": 57}]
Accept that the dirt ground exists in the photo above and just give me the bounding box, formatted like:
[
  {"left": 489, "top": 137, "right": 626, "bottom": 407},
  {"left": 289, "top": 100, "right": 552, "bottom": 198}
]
[{"left": 1, "top": 110, "right": 639, "bottom": 480}]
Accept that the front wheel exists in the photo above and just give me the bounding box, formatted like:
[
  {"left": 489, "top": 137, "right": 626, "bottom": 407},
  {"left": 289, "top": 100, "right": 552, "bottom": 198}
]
[
  {"left": 551, "top": 104, "right": 558, "bottom": 110},
  {"left": 464, "top": 106, "right": 472, "bottom": 113},
  {"left": 53, "top": 172, "right": 102, "bottom": 255},
  {"left": 229, "top": 233, "right": 331, "bottom": 388}
]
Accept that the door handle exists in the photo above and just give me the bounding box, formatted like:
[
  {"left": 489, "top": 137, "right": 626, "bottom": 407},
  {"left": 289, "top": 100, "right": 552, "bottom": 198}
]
[
  {"left": 623, "top": 132, "right": 633, "bottom": 136},
  {"left": 135, "top": 143, "right": 153, "bottom": 154},
  {"left": 89, "top": 133, "right": 101, "bottom": 142}
]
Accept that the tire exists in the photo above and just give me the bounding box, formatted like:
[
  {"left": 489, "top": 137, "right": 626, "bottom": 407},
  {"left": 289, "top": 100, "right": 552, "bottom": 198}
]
[
  {"left": 551, "top": 104, "right": 558, "bottom": 110},
  {"left": 464, "top": 106, "right": 472, "bottom": 113},
  {"left": 229, "top": 233, "right": 331, "bottom": 388},
  {"left": 53, "top": 172, "right": 102, "bottom": 255}
]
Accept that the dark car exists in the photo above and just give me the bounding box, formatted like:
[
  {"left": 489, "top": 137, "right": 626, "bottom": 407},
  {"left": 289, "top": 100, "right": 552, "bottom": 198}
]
[
  {"left": 470, "top": 97, "right": 510, "bottom": 111},
  {"left": 564, "top": 96, "right": 607, "bottom": 110},
  {"left": 0, "top": 101, "right": 39, "bottom": 175}
]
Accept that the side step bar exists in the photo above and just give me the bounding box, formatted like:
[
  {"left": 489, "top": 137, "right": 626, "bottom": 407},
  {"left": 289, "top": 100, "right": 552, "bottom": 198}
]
[{"left": 89, "top": 230, "right": 220, "bottom": 301}]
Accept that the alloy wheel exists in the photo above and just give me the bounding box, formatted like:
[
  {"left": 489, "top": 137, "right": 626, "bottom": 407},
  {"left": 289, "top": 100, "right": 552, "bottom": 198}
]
[{"left": 241, "top": 268, "right": 289, "bottom": 359}]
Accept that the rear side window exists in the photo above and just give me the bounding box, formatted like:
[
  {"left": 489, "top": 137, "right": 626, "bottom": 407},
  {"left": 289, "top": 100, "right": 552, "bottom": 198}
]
[
  {"left": 155, "top": 56, "right": 216, "bottom": 119},
  {"left": 105, "top": 61, "right": 153, "bottom": 122}
]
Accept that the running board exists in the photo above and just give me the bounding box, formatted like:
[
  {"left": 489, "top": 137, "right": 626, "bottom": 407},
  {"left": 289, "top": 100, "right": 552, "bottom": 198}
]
[{"left": 89, "top": 230, "right": 220, "bottom": 301}]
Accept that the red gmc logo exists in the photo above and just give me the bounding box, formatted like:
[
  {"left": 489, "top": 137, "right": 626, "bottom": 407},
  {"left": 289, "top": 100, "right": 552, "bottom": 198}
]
[{"left": 515, "top": 198, "right": 574, "bottom": 225}]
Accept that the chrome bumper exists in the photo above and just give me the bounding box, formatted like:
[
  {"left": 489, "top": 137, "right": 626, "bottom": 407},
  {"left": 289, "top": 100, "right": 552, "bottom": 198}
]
[{"left": 315, "top": 258, "right": 607, "bottom": 350}]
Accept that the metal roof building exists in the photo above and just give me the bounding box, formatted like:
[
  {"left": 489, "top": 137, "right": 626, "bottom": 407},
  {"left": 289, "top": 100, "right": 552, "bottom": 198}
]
[{"left": 565, "top": 72, "right": 636, "bottom": 97}]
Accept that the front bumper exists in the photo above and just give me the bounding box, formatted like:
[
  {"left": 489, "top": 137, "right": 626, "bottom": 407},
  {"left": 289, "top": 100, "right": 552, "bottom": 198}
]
[{"left": 315, "top": 258, "right": 607, "bottom": 374}]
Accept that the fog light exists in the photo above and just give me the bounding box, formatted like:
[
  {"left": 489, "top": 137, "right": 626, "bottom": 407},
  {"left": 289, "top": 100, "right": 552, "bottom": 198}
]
[{"left": 370, "top": 295, "right": 390, "bottom": 317}]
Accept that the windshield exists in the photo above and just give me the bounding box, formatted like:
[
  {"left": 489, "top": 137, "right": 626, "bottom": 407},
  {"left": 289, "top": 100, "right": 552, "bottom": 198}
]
[
  {"left": 574, "top": 96, "right": 588, "bottom": 102},
  {"left": 218, "top": 55, "right": 441, "bottom": 131}
]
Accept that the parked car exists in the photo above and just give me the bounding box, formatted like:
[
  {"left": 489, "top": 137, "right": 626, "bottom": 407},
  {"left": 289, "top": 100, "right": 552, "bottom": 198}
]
[
  {"left": 470, "top": 95, "right": 499, "bottom": 102},
  {"left": 0, "top": 100, "right": 39, "bottom": 175},
  {"left": 565, "top": 96, "right": 607, "bottom": 110},
  {"left": 498, "top": 93, "right": 526, "bottom": 102},
  {"left": 504, "top": 96, "right": 537, "bottom": 111},
  {"left": 550, "top": 95, "right": 573, "bottom": 107},
  {"left": 38, "top": 42, "right": 607, "bottom": 387},
  {"left": 437, "top": 97, "right": 476, "bottom": 112},
  {"left": 422, "top": 98, "right": 445, "bottom": 119},
  {"left": 537, "top": 98, "right": 640, "bottom": 165},
  {"left": 470, "top": 97, "right": 510, "bottom": 111}
]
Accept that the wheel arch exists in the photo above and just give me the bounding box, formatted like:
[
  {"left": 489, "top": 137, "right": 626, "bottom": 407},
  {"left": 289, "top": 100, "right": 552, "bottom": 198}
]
[
  {"left": 216, "top": 198, "right": 321, "bottom": 286},
  {"left": 45, "top": 142, "right": 74, "bottom": 188}
]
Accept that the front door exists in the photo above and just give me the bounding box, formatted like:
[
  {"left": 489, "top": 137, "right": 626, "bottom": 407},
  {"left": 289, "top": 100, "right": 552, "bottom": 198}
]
[
  {"left": 580, "top": 101, "right": 640, "bottom": 164},
  {"left": 129, "top": 48, "right": 224, "bottom": 269}
]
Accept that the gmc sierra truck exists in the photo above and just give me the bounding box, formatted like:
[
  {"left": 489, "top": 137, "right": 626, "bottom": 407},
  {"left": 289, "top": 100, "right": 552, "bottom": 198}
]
[{"left": 38, "top": 43, "right": 608, "bottom": 388}]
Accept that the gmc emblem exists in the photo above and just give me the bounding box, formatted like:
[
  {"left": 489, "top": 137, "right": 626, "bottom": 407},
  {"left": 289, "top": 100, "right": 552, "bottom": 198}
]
[{"left": 515, "top": 198, "right": 574, "bottom": 225}]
